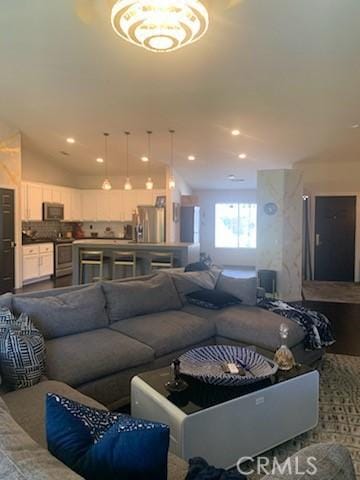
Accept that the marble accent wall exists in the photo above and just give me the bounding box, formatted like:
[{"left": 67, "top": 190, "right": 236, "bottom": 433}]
[
  {"left": 0, "top": 125, "right": 22, "bottom": 288},
  {"left": 257, "top": 169, "right": 303, "bottom": 301}
]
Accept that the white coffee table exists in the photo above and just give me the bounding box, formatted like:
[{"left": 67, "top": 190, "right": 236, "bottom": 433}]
[{"left": 131, "top": 364, "right": 319, "bottom": 469}]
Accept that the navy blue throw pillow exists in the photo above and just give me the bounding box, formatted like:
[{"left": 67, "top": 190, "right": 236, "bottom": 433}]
[
  {"left": 186, "top": 289, "right": 241, "bottom": 310},
  {"left": 46, "top": 394, "right": 170, "bottom": 480}
]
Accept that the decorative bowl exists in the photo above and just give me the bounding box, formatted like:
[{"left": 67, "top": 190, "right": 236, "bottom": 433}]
[{"left": 179, "top": 345, "right": 278, "bottom": 386}]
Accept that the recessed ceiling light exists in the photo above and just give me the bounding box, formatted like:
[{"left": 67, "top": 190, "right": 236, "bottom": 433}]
[
  {"left": 228, "top": 174, "right": 236, "bottom": 180},
  {"left": 231, "top": 129, "right": 241, "bottom": 136},
  {"left": 96, "top": 157, "right": 104, "bottom": 163},
  {"left": 141, "top": 156, "right": 149, "bottom": 162},
  {"left": 188, "top": 155, "right": 196, "bottom": 161},
  {"left": 238, "top": 153, "right": 247, "bottom": 159},
  {"left": 351, "top": 124, "right": 359, "bottom": 129},
  {"left": 66, "top": 137, "right": 75, "bottom": 144}
]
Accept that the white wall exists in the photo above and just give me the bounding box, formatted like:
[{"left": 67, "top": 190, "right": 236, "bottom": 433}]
[
  {"left": 296, "top": 160, "right": 360, "bottom": 281},
  {"left": 22, "top": 148, "right": 77, "bottom": 187},
  {"left": 194, "top": 189, "right": 257, "bottom": 267},
  {"left": 0, "top": 122, "right": 22, "bottom": 289}
]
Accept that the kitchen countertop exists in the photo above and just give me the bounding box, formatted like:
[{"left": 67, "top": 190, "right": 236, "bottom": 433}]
[{"left": 72, "top": 240, "right": 195, "bottom": 247}]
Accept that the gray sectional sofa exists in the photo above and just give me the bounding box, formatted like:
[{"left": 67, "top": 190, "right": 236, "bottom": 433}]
[
  {"left": 0, "top": 271, "right": 355, "bottom": 480},
  {"left": 2, "top": 271, "right": 323, "bottom": 410}
]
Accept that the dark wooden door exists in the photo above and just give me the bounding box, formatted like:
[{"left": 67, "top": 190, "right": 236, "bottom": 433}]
[
  {"left": 314, "top": 196, "right": 356, "bottom": 281},
  {"left": 0, "top": 189, "right": 15, "bottom": 293}
]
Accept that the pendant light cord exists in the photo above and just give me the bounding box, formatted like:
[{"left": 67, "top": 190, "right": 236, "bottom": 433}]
[
  {"left": 147, "top": 130, "right": 152, "bottom": 177},
  {"left": 104, "top": 132, "right": 109, "bottom": 178},
  {"left": 125, "top": 131, "right": 130, "bottom": 177},
  {"left": 169, "top": 129, "right": 175, "bottom": 174}
]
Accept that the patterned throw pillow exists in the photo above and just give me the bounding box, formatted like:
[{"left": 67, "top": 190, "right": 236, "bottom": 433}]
[
  {"left": 0, "top": 309, "right": 46, "bottom": 390},
  {"left": 46, "top": 394, "right": 170, "bottom": 480}
]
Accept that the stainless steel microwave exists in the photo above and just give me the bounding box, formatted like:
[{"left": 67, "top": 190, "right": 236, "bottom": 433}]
[{"left": 43, "top": 202, "right": 64, "bottom": 221}]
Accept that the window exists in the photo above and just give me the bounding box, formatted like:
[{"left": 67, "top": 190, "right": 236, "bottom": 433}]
[{"left": 215, "top": 203, "right": 257, "bottom": 248}]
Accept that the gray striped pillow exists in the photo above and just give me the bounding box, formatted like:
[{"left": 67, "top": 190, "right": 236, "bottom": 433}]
[{"left": 0, "top": 312, "right": 46, "bottom": 390}]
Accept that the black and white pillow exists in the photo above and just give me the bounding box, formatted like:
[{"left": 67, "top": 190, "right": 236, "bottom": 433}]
[{"left": 0, "top": 309, "right": 46, "bottom": 390}]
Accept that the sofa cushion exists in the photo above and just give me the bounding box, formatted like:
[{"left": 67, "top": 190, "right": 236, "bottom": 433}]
[
  {"left": 110, "top": 311, "right": 216, "bottom": 357},
  {"left": 2, "top": 380, "right": 106, "bottom": 448},
  {"left": 214, "top": 305, "right": 305, "bottom": 351},
  {"left": 216, "top": 274, "right": 258, "bottom": 306},
  {"left": 46, "top": 393, "right": 170, "bottom": 480},
  {"left": 0, "top": 395, "right": 81, "bottom": 479},
  {"left": 102, "top": 273, "right": 182, "bottom": 323},
  {"left": 166, "top": 270, "right": 220, "bottom": 303},
  {"left": 12, "top": 284, "right": 108, "bottom": 340},
  {"left": 45, "top": 329, "right": 154, "bottom": 386}
]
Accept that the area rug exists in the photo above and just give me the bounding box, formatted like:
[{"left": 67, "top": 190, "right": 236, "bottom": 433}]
[
  {"left": 303, "top": 281, "right": 360, "bottom": 304},
  {"left": 248, "top": 353, "right": 360, "bottom": 479}
]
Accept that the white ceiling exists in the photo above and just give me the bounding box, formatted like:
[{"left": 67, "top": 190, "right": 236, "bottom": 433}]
[{"left": 1, "top": 0, "right": 360, "bottom": 189}]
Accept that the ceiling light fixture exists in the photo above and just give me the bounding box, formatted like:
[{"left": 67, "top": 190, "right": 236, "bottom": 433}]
[
  {"left": 111, "top": 0, "right": 209, "bottom": 53},
  {"left": 228, "top": 174, "right": 236, "bottom": 180},
  {"left": 238, "top": 153, "right": 247, "bottom": 159},
  {"left": 96, "top": 157, "right": 104, "bottom": 163},
  {"left": 188, "top": 155, "right": 195, "bottom": 161},
  {"left": 124, "top": 131, "right": 132, "bottom": 191},
  {"left": 168, "top": 129, "right": 176, "bottom": 190},
  {"left": 145, "top": 131, "right": 154, "bottom": 190},
  {"left": 101, "top": 133, "right": 112, "bottom": 191},
  {"left": 351, "top": 124, "right": 360, "bottom": 129},
  {"left": 231, "top": 129, "right": 240, "bottom": 136},
  {"left": 66, "top": 137, "right": 75, "bottom": 144},
  {"left": 141, "top": 156, "right": 149, "bottom": 162}
]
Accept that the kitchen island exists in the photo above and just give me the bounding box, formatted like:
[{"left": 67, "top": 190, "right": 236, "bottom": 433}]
[{"left": 72, "top": 240, "right": 200, "bottom": 284}]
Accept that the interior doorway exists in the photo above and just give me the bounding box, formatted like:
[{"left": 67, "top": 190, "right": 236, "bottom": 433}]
[
  {"left": 0, "top": 188, "right": 15, "bottom": 294},
  {"left": 314, "top": 196, "right": 356, "bottom": 282}
]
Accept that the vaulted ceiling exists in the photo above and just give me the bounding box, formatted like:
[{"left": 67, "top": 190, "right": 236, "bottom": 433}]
[{"left": 1, "top": 0, "right": 360, "bottom": 189}]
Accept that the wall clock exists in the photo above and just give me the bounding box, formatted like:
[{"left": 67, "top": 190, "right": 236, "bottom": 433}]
[{"left": 264, "top": 202, "right": 278, "bottom": 216}]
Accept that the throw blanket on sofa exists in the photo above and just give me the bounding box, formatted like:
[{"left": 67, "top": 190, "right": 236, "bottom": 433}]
[{"left": 258, "top": 299, "right": 335, "bottom": 351}]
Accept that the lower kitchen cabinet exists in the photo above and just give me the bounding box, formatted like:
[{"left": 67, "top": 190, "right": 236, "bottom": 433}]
[{"left": 22, "top": 243, "right": 54, "bottom": 284}]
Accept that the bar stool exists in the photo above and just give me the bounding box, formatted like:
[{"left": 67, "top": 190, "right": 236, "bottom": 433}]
[
  {"left": 150, "top": 251, "right": 174, "bottom": 271},
  {"left": 112, "top": 251, "right": 137, "bottom": 279},
  {"left": 79, "top": 250, "right": 104, "bottom": 284}
]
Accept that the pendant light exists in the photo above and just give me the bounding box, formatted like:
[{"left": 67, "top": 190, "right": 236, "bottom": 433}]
[
  {"left": 101, "top": 132, "right": 112, "bottom": 191},
  {"left": 124, "top": 131, "right": 132, "bottom": 191},
  {"left": 168, "top": 129, "right": 176, "bottom": 190},
  {"left": 145, "top": 130, "right": 154, "bottom": 190}
]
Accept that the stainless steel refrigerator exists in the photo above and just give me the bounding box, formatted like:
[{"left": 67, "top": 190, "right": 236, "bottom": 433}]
[{"left": 136, "top": 206, "right": 165, "bottom": 243}]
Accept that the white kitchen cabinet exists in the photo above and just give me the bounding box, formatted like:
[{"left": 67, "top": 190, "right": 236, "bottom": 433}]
[
  {"left": 60, "top": 188, "right": 72, "bottom": 221},
  {"left": 52, "top": 188, "right": 62, "bottom": 204},
  {"left": 23, "top": 243, "right": 53, "bottom": 283},
  {"left": 122, "top": 190, "right": 138, "bottom": 221},
  {"left": 70, "top": 189, "right": 82, "bottom": 221},
  {"left": 96, "top": 190, "right": 110, "bottom": 221},
  {"left": 137, "top": 190, "right": 153, "bottom": 206},
  {"left": 24, "top": 183, "right": 43, "bottom": 221},
  {"left": 23, "top": 255, "right": 40, "bottom": 282},
  {"left": 108, "top": 190, "right": 123, "bottom": 221},
  {"left": 39, "top": 253, "right": 54, "bottom": 277},
  {"left": 42, "top": 186, "right": 53, "bottom": 203},
  {"left": 81, "top": 190, "right": 97, "bottom": 221}
]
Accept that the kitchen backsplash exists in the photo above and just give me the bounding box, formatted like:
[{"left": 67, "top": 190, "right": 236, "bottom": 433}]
[
  {"left": 22, "top": 221, "right": 75, "bottom": 239},
  {"left": 81, "top": 222, "right": 131, "bottom": 238}
]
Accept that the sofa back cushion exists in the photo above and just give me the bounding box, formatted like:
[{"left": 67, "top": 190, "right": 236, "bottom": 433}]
[
  {"left": 216, "top": 275, "right": 258, "bottom": 306},
  {"left": 0, "top": 293, "right": 12, "bottom": 309},
  {"left": 165, "top": 269, "right": 221, "bottom": 303},
  {"left": 12, "top": 285, "right": 108, "bottom": 340},
  {"left": 102, "top": 273, "right": 182, "bottom": 323}
]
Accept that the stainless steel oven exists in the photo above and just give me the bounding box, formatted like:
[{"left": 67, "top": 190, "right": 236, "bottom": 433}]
[
  {"left": 55, "top": 241, "right": 73, "bottom": 277},
  {"left": 43, "top": 203, "right": 64, "bottom": 221}
]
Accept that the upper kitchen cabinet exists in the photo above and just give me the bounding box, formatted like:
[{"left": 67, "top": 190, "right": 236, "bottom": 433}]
[
  {"left": 60, "top": 188, "right": 72, "bottom": 221},
  {"left": 81, "top": 190, "right": 97, "bottom": 221},
  {"left": 70, "top": 189, "right": 82, "bottom": 221},
  {"left": 22, "top": 183, "right": 43, "bottom": 221}
]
